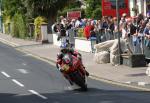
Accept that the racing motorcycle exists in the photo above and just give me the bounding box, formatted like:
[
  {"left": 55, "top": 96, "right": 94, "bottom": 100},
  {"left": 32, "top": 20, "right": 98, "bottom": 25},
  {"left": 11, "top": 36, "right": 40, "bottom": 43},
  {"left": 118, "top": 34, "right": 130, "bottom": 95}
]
[{"left": 56, "top": 51, "right": 88, "bottom": 91}]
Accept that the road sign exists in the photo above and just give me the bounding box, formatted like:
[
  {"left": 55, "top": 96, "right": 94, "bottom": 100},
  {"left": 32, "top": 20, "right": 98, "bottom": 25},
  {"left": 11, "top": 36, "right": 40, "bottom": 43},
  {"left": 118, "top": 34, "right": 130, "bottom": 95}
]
[{"left": 67, "top": 11, "right": 81, "bottom": 20}]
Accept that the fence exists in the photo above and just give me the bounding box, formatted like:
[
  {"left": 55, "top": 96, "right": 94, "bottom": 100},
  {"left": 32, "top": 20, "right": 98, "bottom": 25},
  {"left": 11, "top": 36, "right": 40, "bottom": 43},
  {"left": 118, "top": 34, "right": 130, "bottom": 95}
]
[
  {"left": 72, "top": 28, "right": 150, "bottom": 58},
  {"left": 52, "top": 26, "right": 150, "bottom": 58}
]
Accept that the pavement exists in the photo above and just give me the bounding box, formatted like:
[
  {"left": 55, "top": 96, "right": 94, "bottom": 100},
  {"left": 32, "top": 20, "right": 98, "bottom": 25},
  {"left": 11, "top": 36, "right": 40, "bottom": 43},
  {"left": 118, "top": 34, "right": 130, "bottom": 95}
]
[{"left": 1, "top": 33, "right": 150, "bottom": 91}]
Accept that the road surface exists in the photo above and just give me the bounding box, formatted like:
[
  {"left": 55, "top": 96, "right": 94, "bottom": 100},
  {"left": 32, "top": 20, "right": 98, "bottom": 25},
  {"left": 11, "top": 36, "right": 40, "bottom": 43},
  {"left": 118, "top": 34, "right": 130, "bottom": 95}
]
[{"left": 0, "top": 42, "right": 150, "bottom": 103}]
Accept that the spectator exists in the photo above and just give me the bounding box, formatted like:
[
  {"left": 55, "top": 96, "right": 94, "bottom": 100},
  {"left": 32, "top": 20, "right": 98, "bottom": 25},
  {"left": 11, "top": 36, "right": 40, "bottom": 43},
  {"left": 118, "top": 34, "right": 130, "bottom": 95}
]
[
  {"left": 75, "top": 17, "right": 83, "bottom": 28},
  {"left": 143, "top": 23, "right": 150, "bottom": 48},
  {"left": 94, "top": 20, "right": 101, "bottom": 43},
  {"left": 107, "top": 17, "right": 115, "bottom": 40},
  {"left": 121, "top": 23, "right": 127, "bottom": 39},
  {"left": 84, "top": 22, "right": 92, "bottom": 39},
  {"left": 113, "top": 17, "right": 119, "bottom": 39},
  {"left": 100, "top": 16, "right": 108, "bottom": 42},
  {"left": 132, "top": 16, "right": 138, "bottom": 27},
  {"left": 127, "top": 19, "right": 137, "bottom": 37},
  {"left": 90, "top": 26, "right": 96, "bottom": 53},
  {"left": 120, "top": 13, "right": 127, "bottom": 25}
]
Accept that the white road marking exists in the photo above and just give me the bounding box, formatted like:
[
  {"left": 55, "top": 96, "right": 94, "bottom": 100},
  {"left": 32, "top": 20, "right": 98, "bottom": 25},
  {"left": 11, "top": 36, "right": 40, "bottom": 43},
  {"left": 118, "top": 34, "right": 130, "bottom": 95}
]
[
  {"left": 28, "top": 90, "right": 48, "bottom": 99},
  {"left": 24, "top": 53, "right": 33, "bottom": 56},
  {"left": 64, "top": 85, "right": 79, "bottom": 90},
  {"left": 138, "top": 82, "right": 146, "bottom": 86},
  {"left": 12, "top": 79, "right": 25, "bottom": 87},
  {"left": 0, "top": 38, "right": 19, "bottom": 46},
  {"left": 1, "top": 71, "right": 11, "bottom": 78},
  {"left": 15, "top": 93, "right": 31, "bottom": 97},
  {"left": 17, "top": 69, "right": 29, "bottom": 74},
  {"left": 22, "top": 63, "right": 27, "bottom": 66},
  {"left": 125, "top": 81, "right": 131, "bottom": 84}
]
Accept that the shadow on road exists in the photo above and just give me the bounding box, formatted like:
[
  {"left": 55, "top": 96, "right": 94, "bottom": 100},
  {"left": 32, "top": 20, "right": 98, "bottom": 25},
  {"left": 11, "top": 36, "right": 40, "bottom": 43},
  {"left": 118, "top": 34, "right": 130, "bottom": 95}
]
[
  {"left": 126, "top": 73, "right": 147, "bottom": 77},
  {"left": 1, "top": 88, "right": 150, "bottom": 103}
]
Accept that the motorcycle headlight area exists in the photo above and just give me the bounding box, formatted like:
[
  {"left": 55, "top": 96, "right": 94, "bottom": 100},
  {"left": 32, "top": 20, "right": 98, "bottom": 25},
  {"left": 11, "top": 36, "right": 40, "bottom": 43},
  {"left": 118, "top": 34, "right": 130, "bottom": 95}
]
[{"left": 62, "top": 64, "right": 70, "bottom": 71}]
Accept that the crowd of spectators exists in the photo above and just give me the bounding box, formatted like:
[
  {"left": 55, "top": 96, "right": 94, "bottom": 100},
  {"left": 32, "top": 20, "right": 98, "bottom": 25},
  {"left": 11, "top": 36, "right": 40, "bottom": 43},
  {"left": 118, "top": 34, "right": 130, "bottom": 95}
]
[{"left": 52, "top": 13, "right": 150, "bottom": 54}]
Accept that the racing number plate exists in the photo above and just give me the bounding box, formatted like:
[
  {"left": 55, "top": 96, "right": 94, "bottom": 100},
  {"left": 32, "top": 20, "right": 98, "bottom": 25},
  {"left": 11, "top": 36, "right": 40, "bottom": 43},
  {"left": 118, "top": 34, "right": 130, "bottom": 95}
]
[{"left": 62, "top": 64, "right": 70, "bottom": 71}]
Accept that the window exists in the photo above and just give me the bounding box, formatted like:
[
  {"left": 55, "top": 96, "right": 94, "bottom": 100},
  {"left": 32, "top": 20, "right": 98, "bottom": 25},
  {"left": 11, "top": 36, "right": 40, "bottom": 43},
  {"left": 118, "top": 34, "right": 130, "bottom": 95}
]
[{"left": 109, "top": 0, "right": 127, "bottom": 9}]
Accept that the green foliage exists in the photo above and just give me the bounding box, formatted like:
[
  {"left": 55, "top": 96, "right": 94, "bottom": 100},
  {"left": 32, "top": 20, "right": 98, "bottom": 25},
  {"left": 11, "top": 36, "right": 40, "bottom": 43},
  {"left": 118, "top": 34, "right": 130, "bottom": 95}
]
[
  {"left": 92, "top": 8, "right": 102, "bottom": 20},
  {"left": 11, "top": 14, "right": 19, "bottom": 37},
  {"left": 57, "top": 0, "right": 86, "bottom": 19},
  {"left": 67, "top": 1, "right": 81, "bottom": 9},
  {"left": 17, "top": 14, "right": 27, "bottom": 38},
  {"left": 85, "top": 0, "right": 102, "bottom": 18},
  {"left": 2, "top": 0, "right": 103, "bottom": 40},
  {"left": 2, "top": 0, "right": 26, "bottom": 18},
  {"left": 57, "top": 0, "right": 102, "bottom": 19},
  {"left": 2, "top": 0, "right": 76, "bottom": 39},
  {"left": 24, "top": 0, "right": 74, "bottom": 19},
  {"left": 3, "top": 16, "right": 11, "bottom": 34},
  {"left": 11, "top": 13, "right": 27, "bottom": 38},
  {"left": 34, "top": 16, "right": 47, "bottom": 38}
]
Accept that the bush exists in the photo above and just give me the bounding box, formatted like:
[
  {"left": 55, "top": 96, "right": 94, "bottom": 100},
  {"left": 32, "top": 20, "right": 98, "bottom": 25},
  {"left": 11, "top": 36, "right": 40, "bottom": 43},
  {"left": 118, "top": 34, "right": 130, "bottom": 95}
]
[
  {"left": 11, "top": 13, "right": 27, "bottom": 38},
  {"left": 3, "top": 16, "right": 11, "bottom": 34},
  {"left": 34, "top": 16, "right": 47, "bottom": 40},
  {"left": 11, "top": 14, "right": 19, "bottom": 37}
]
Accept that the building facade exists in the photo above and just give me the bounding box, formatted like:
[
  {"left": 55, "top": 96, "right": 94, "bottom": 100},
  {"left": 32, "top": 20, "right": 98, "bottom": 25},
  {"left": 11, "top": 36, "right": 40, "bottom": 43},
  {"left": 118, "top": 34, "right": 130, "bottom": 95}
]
[
  {"left": 101, "top": 0, "right": 150, "bottom": 17},
  {"left": 129, "top": 0, "right": 150, "bottom": 16}
]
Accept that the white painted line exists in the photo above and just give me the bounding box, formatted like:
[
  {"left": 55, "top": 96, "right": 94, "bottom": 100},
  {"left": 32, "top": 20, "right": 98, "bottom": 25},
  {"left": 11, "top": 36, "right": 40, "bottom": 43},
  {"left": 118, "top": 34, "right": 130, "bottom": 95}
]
[
  {"left": 125, "top": 81, "right": 131, "bottom": 84},
  {"left": 28, "top": 90, "right": 47, "bottom": 99},
  {"left": 12, "top": 79, "right": 24, "bottom": 87},
  {"left": 22, "top": 63, "right": 27, "bottom": 66},
  {"left": 64, "top": 86, "right": 73, "bottom": 90},
  {"left": 15, "top": 93, "right": 31, "bottom": 97},
  {"left": 1, "top": 71, "right": 11, "bottom": 78},
  {"left": 138, "top": 82, "right": 146, "bottom": 86},
  {"left": 0, "top": 38, "right": 18, "bottom": 46},
  {"left": 25, "top": 54, "right": 33, "bottom": 56},
  {"left": 17, "top": 69, "right": 29, "bottom": 74}
]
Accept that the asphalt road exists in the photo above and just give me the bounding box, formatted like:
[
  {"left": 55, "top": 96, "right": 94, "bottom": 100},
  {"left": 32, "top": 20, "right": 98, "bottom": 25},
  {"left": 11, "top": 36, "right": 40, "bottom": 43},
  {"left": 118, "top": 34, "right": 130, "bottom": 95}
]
[{"left": 0, "top": 42, "right": 150, "bottom": 103}]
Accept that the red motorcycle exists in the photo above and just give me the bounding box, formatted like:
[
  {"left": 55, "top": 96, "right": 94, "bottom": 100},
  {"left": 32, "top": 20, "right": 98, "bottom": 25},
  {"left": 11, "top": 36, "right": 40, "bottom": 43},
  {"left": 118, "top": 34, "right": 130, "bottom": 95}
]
[{"left": 56, "top": 52, "right": 88, "bottom": 91}]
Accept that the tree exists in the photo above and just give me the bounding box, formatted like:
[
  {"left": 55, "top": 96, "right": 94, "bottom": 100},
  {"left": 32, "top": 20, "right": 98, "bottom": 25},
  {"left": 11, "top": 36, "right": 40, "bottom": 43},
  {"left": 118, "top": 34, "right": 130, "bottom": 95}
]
[
  {"left": 2, "top": 0, "right": 26, "bottom": 17},
  {"left": 23, "top": 0, "right": 75, "bottom": 32},
  {"left": 85, "top": 0, "right": 102, "bottom": 19},
  {"left": 2, "top": 0, "right": 27, "bottom": 37},
  {"left": 24, "top": 0, "right": 74, "bottom": 19},
  {"left": 92, "top": 7, "right": 101, "bottom": 19},
  {"left": 3, "top": 0, "right": 76, "bottom": 34}
]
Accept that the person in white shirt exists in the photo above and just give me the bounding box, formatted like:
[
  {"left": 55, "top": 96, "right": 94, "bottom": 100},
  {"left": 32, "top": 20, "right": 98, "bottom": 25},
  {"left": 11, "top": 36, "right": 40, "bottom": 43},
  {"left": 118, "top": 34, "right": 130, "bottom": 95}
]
[{"left": 121, "top": 23, "right": 127, "bottom": 39}]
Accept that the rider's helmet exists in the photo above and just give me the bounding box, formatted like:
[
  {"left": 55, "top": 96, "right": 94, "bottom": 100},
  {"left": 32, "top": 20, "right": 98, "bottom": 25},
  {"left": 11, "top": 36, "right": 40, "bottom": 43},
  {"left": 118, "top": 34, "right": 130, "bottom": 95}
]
[
  {"left": 60, "top": 42, "right": 68, "bottom": 49},
  {"left": 60, "top": 41, "right": 70, "bottom": 54}
]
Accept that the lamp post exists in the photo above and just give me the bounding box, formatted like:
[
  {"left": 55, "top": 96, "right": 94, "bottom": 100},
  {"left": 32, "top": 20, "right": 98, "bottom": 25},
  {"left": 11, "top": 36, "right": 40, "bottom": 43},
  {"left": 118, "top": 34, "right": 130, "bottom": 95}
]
[{"left": 116, "top": 0, "right": 121, "bottom": 65}]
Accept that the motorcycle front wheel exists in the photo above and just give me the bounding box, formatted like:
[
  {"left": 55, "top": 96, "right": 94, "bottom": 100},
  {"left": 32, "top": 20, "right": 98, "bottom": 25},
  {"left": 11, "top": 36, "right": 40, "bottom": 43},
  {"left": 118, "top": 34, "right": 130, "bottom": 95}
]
[{"left": 69, "top": 71, "right": 87, "bottom": 91}]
